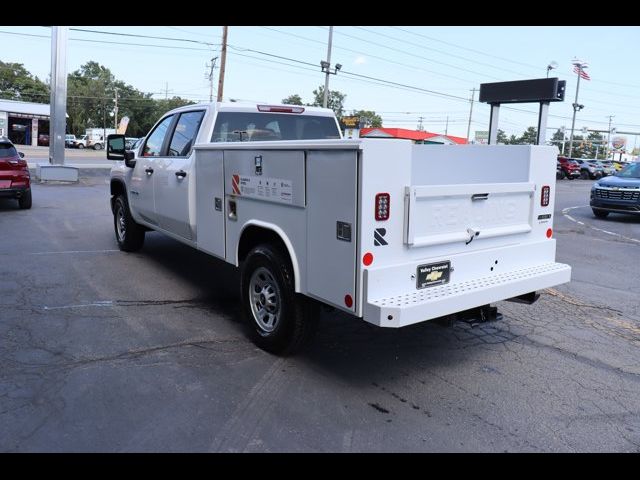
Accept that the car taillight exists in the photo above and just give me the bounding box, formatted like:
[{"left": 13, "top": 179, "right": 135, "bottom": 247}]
[
  {"left": 375, "top": 193, "right": 390, "bottom": 220},
  {"left": 257, "top": 105, "right": 305, "bottom": 114},
  {"left": 541, "top": 185, "right": 550, "bottom": 207}
]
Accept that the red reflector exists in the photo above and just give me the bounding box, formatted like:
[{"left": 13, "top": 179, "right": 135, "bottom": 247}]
[
  {"left": 375, "top": 193, "right": 390, "bottom": 221},
  {"left": 363, "top": 252, "right": 374, "bottom": 266},
  {"left": 257, "top": 105, "right": 305, "bottom": 114},
  {"left": 541, "top": 185, "right": 550, "bottom": 207},
  {"left": 546, "top": 228, "right": 553, "bottom": 238},
  {"left": 344, "top": 294, "right": 353, "bottom": 308}
]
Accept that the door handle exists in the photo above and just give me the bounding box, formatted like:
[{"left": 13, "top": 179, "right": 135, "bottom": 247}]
[
  {"left": 145, "top": 167, "right": 154, "bottom": 175},
  {"left": 471, "top": 193, "right": 489, "bottom": 201},
  {"left": 175, "top": 170, "right": 187, "bottom": 178}
]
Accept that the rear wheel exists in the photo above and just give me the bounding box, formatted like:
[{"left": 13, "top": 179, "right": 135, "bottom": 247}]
[
  {"left": 113, "top": 194, "right": 145, "bottom": 251},
  {"left": 18, "top": 189, "right": 32, "bottom": 209},
  {"left": 240, "top": 244, "right": 318, "bottom": 355},
  {"left": 592, "top": 209, "right": 609, "bottom": 219},
  {"left": 77, "top": 143, "right": 84, "bottom": 149}
]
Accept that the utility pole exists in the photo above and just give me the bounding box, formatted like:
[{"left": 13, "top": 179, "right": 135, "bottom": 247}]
[
  {"left": 217, "top": 26, "right": 228, "bottom": 102},
  {"left": 466, "top": 87, "right": 476, "bottom": 142},
  {"left": 114, "top": 87, "right": 119, "bottom": 131},
  {"left": 606, "top": 115, "right": 614, "bottom": 160},
  {"left": 323, "top": 26, "right": 334, "bottom": 108},
  {"left": 206, "top": 56, "right": 218, "bottom": 102},
  {"left": 417, "top": 116, "right": 424, "bottom": 131},
  {"left": 445, "top": 115, "right": 449, "bottom": 136},
  {"left": 165, "top": 82, "right": 169, "bottom": 100},
  {"left": 568, "top": 60, "right": 587, "bottom": 157}
]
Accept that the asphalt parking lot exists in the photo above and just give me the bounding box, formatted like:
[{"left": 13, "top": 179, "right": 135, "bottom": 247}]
[{"left": 1, "top": 175, "right": 639, "bottom": 452}]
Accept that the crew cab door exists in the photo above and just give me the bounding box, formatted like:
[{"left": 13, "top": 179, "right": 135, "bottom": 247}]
[
  {"left": 154, "top": 110, "right": 205, "bottom": 240},
  {"left": 130, "top": 114, "right": 174, "bottom": 226}
]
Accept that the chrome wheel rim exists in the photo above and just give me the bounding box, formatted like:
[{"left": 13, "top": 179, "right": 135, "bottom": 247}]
[
  {"left": 116, "top": 204, "right": 126, "bottom": 242},
  {"left": 249, "top": 267, "right": 281, "bottom": 333}
]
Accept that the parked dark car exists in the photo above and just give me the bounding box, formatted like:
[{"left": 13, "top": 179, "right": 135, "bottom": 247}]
[
  {"left": 590, "top": 162, "right": 640, "bottom": 218},
  {"left": 557, "top": 156, "right": 581, "bottom": 180},
  {"left": 0, "top": 138, "right": 31, "bottom": 209},
  {"left": 37, "top": 134, "right": 49, "bottom": 147}
]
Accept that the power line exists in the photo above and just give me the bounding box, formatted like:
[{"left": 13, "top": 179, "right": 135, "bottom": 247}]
[
  {"left": 320, "top": 26, "right": 503, "bottom": 81},
  {"left": 354, "top": 26, "right": 529, "bottom": 79},
  {"left": 0, "top": 29, "right": 216, "bottom": 52}
]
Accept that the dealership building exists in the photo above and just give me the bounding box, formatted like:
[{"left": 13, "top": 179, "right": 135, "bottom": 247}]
[{"left": 0, "top": 99, "right": 52, "bottom": 146}]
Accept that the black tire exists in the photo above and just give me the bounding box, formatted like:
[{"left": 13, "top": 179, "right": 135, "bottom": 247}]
[
  {"left": 93, "top": 143, "right": 103, "bottom": 151},
  {"left": 18, "top": 189, "right": 32, "bottom": 209},
  {"left": 77, "top": 143, "right": 84, "bottom": 149},
  {"left": 113, "top": 194, "right": 145, "bottom": 251},
  {"left": 593, "top": 209, "right": 609, "bottom": 219},
  {"left": 580, "top": 170, "right": 589, "bottom": 180},
  {"left": 240, "top": 244, "right": 318, "bottom": 355},
  {"left": 567, "top": 175, "right": 575, "bottom": 180}
]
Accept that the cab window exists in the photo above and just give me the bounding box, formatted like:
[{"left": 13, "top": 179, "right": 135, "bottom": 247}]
[
  {"left": 142, "top": 115, "right": 174, "bottom": 157},
  {"left": 167, "top": 111, "right": 205, "bottom": 157}
]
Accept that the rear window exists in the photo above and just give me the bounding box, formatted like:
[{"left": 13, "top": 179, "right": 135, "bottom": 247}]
[
  {"left": 0, "top": 144, "right": 18, "bottom": 158},
  {"left": 211, "top": 112, "right": 340, "bottom": 142}
]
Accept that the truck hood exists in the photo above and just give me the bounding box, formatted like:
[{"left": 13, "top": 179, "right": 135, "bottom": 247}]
[{"left": 596, "top": 176, "right": 640, "bottom": 189}]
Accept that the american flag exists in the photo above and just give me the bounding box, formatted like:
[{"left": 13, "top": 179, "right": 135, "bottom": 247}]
[{"left": 573, "top": 65, "right": 591, "bottom": 81}]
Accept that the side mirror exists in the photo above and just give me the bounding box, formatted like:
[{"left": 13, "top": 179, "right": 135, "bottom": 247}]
[
  {"left": 107, "top": 134, "right": 136, "bottom": 168},
  {"left": 107, "top": 134, "right": 126, "bottom": 160},
  {"left": 18, "top": 152, "right": 24, "bottom": 158}
]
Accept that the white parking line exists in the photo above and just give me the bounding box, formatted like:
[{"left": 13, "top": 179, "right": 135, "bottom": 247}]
[
  {"left": 43, "top": 301, "right": 114, "bottom": 310},
  {"left": 562, "top": 206, "right": 640, "bottom": 244},
  {"left": 29, "top": 249, "right": 120, "bottom": 255}
]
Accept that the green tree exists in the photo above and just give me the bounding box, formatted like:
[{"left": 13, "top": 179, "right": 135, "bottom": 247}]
[
  {"left": 311, "top": 86, "right": 346, "bottom": 119},
  {"left": 66, "top": 61, "right": 194, "bottom": 137},
  {"left": 282, "top": 94, "right": 303, "bottom": 105},
  {"left": 497, "top": 129, "right": 508, "bottom": 144},
  {"left": 0, "top": 61, "right": 49, "bottom": 102},
  {"left": 352, "top": 109, "right": 382, "bottom": 127},
  {"left": 516, "top": 126, "right": 538, "bottom": 145},
  {"left": 550, "top": 128, "right": 566, "bottom": 154}
]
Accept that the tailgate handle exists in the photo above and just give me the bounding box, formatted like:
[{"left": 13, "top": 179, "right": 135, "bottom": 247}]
[{"left": 471, "top": 193, "right": 489, "bottom": 201}]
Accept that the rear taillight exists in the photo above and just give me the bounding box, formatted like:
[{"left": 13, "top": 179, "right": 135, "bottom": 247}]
[
  {"left": 541, "top": 185, "right": 550, "bottom": 207},
  {"left": 257, "top": 105, "right": 305, "bottom": 114},
  {"left": 375, "top": 193, "right": 390, "bottom": 221}
]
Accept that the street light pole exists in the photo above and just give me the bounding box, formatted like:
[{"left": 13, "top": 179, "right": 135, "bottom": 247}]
[
  {"left": 605, "top": 115, "right": 614, "bottom": 160},
  {"left": 323, "top": 26, "right": 334, "bottom": 108},
  {"left": 568, "top": 62, "right": 585, "bottom": 157}
]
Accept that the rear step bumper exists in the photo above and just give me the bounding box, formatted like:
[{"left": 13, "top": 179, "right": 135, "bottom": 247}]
[{"left": 363, "top": 262, "right": 571, "bottom": 328}]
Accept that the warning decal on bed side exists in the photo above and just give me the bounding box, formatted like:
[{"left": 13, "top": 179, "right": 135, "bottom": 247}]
[{"left": 232, "top": 174, "right": 293, "bottom": 204}]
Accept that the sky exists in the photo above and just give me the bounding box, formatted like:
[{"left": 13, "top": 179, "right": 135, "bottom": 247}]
[{"left": 1, "top": 25, "right": 639, "bottom": 148}]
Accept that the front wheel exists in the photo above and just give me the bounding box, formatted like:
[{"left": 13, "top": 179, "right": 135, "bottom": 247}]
[
  {"left": 93, "top": 143, "right": 103, "bottom": 150},
  {"left": 113, "top": 194, "right": 145, "bottom": 251},
  {"left": 240, "top": 244, "right": 318, "bottom": 355},
  {"left": 592, "top": 209, "right": 609, "bottom": 219},
  {"left": 77, "top": 143, "right": 84, "bottom": 149}
]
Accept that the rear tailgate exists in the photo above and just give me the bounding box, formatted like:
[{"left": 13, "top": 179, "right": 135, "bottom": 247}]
[
  {"left": 404, "top": 182, "right": 534, "bottom": 249},
  {"left": 356, "top": 140, "right": 570, "bottom": 325}
]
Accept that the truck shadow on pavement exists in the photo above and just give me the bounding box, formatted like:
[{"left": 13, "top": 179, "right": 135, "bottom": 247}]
[{"left": 136, "top": 232, "right": 496, "bottom": 382}]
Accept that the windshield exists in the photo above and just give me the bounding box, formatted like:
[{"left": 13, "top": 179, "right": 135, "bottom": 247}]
[
  {"left": 212, "top": 112, "right": 341, "bottom": 142},
  {"left": 617, "top": 162, "right": 640, "bottom": 178},
  {"left": 0, "top": 143, "right": 18, "bottom": 158}
]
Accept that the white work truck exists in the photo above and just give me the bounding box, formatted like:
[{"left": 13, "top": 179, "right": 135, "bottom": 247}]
[{"left": 107, "top": 102, "right": 571, "bottom": 354}]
